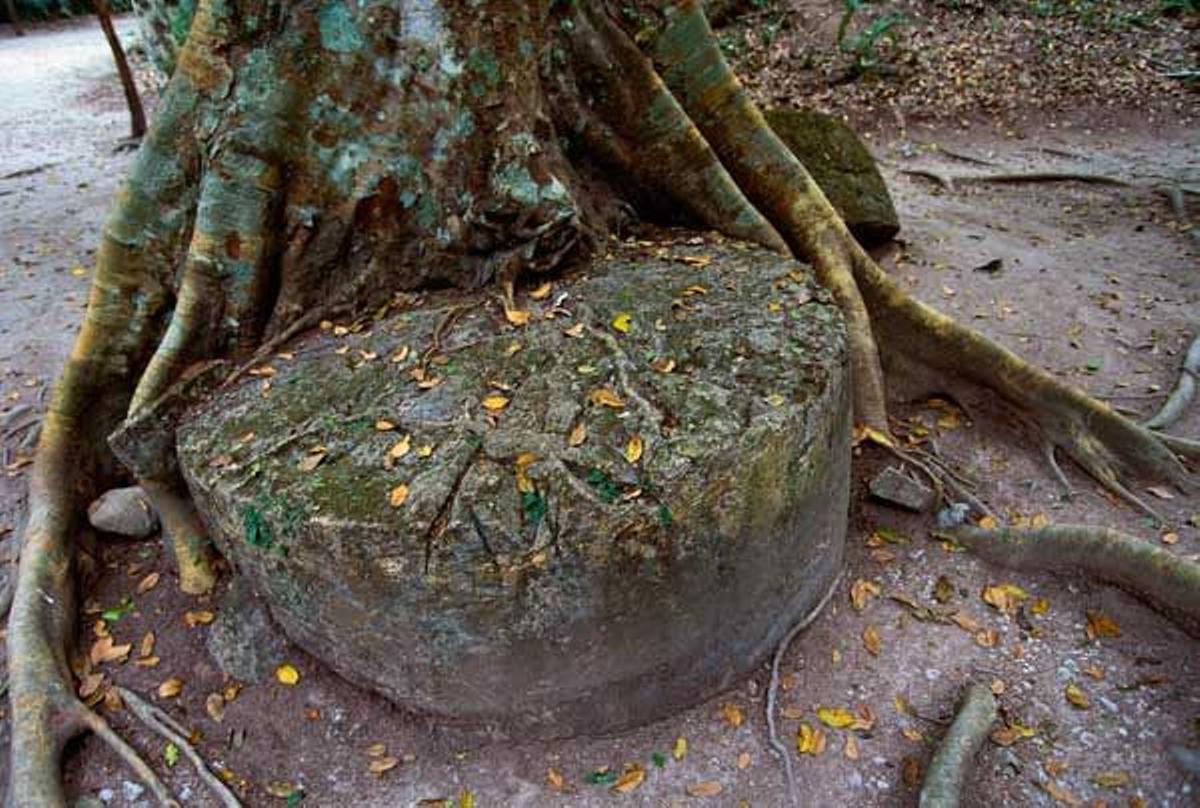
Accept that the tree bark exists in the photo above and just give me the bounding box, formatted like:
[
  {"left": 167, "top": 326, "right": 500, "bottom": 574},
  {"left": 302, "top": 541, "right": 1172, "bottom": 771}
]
[
  {"left": 94, "top": 0, "right": 146, "bottom": 139},
  {"left": 4, "top": 0, "right": 23, "bottom": 36}
]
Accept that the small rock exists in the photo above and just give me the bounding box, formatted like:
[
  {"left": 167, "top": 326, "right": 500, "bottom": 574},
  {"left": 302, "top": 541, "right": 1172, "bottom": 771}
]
[
  {"left": 97, "top": 788, "right": 114, "bottom": 805},
  {"left": 935, "top": 502, "right": 971, "bottom": 529},
  {"left": 87, "top": 487, "right": 158, "bottom": 538},
  {"left": 869, "top": 466, "right": 935, "bottom": 512},
  {"left": 121, "top": 781, "right": 145, "bottom": 802},
  {"left": 206, "top": 576, "right": 289, "bottom": 682}
]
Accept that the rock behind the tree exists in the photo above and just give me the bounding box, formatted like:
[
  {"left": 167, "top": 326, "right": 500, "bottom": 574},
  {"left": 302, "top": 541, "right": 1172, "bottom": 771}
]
[
  {"left": 177, "top": 237, "right": 851, "bottom": 737},
  {"left": 86, "top": 486, "right": 159, "bottom": 538}
]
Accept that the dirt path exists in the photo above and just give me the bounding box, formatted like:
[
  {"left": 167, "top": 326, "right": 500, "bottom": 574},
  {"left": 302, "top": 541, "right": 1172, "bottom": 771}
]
[{"left": 2, "top": 14, "right": 1198, "bottom": 808}]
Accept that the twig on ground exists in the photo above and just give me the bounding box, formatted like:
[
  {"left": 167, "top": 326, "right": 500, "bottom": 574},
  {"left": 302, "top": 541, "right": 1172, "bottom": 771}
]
[
  {"left": 1144, "top": 335, "right": 1199, "bottom": 431},
  {"left": 766, "top": 572, "right": 843, "bottom": 808},
  {"left": 955, "top": 525, "right": 1200, "bottom": 635},
  {"left": 918, "top": 682, "right": 997, "bottom": 808},
  {"left": 116, "top": 687, "right": 243, "bottom": 807},
  {"left": 222, "top": 304, "right": 351, "bottom": 388}
]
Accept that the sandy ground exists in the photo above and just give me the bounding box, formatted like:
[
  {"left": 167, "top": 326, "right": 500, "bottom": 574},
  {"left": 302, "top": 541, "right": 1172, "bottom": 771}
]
[{"left": 1, "top": 12, "right": 1198, "bottom": 808}]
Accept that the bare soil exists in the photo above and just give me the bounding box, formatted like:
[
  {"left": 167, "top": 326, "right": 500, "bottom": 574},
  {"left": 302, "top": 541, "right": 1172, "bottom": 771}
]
[{"left": 1, "top": 7, "right": 1197, "bottom": 808}]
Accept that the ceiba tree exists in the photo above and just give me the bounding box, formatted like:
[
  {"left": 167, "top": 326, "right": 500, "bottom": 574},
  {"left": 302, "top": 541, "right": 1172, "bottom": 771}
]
[{"left": 8, "top": 1, "right": 1196, "bottom": 803}]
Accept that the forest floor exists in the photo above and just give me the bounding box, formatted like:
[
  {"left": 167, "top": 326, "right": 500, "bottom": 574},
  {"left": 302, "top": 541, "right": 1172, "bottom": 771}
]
[{"left": 0, "top": 4, "right": 1197, "bottom": 807}]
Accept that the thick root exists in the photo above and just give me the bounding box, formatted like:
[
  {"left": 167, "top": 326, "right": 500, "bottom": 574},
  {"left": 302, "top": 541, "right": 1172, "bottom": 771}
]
[
  {"left": 918, "top": 683, "right": 997, "bottom": 808},
  {"left": 138, "top": 481, "right": 216, "bottom": 595},
  {"left": 956, "top": 525, "right": 1200, "bottom": 636},
  {"left": 1144, "top": 334, "right": 1199, "bottom": 431}
]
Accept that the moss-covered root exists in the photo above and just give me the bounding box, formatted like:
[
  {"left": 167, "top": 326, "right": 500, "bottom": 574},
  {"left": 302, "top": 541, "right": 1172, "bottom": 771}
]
[
  {"left": 139, "top": 481, "right": 216, "bottom": 595},
  {"left": 646, "top": 3, "right": 889, "bottom": 434},
  {"left": 918, "top": 683, "right": 997, "bottom": 808},
  {"left": 956, "top": 525, "right": 1200, "bottom": 636}
]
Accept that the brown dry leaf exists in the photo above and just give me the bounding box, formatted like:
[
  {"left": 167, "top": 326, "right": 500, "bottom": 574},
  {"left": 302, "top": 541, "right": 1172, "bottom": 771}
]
[
  {"left": 1093, "top": 771, "right": 1131, "bottom": 789},
  {"left": 297, "top": 451, "right": 327, "bottom": 472},
  {"left": 515, "top": 452, "right": 538, "bottom": 494},
  {"left": 721, "top": 703, "right": 744, "bottom": 728},
  {"left": 389, "top": 484, "right": 410, "bottom": 508},
  {"left": 902, "top": 728, "right": 924, "bottom": 743},
  {"left": 388, "top": 435, "right": 412, "bottom": 463},
  {"left": 651, "top": 357, "right": 676, "bottom": 374},
  {"left": 375, "top": 419, "right": 396, "bottom": 432},
  {"left": 673, "top": 736, "right": 688, "bottom": 761},
  {"left": 223, "top": 683, "right": 243, "bottom": 702},
  {"left": 546, "top": 768, "right": 566, "bottom": 792},
  {"left": 205, "top": 693, "right": 226, "bottom": 723},
  {"left": 796, "top": 723, "right": 826, "bottom": 756},
  {"left": 686, "top": 782, "right": 723, "bottom": 798},
  {"left": 139, "top": 632, "right": 155, "bottom": 659},
  {"left": 505, "top": 308, "right": 532, "bottom": 327},
  {"left": 185, "top": 610, "right": 215, "bottom": 628},
  {"left": 850, "top": 578, "right": 881, "bottom": 611},
  {"left": 981, "top": 583, "right": 1028, "bottom": 614},
  {"left": 902, "top": 756, "right": 923, "bottom": 789},
  {"left": 736, "top": 752, "right": 751, "bottom": 770},
  {"left": 1030, "top": 598, "right": 1050, "bottom": 616},
  {"left": 588, "top": 388, "right": 625, "bottom": 409},
  {"left": 366, "top": 743, "right": 388, "bottom": 758},
  {"left": 625, "top": 435, "right": 644, "bottom": 465},
  {"left": 1086, "top": 610, "right": 1121, "bottom": 640},
  {"left": 568, "top": 422, "right": 587, "bottom": 447},
  {"left": 894, "top": 695, "right": 912, "bottom": 716},
  {"left": 780, "top": 705, "right": 805, "bottom": 720},
  {"left": 612, "top": 766, "right": 645, "bottom": 794},
  {"left": 369, "top": 756, "right": 400, "bottom": 776},
  {"left": 1064, "top": 682, "right": 1090, "bottom": 710},
  {"left": 562, "top": 322, "right": 585, "bottom": 339},
  {"left": 135, "top": 656, "right": 160, "bottom": 668},
  {"left": 390, "top": 345, "right": 411, "bottom": 364},
  {"left": 158, "top": 678, "right": 184, "bottom": 699},
  {"left": 950, "top": 611, "right": 982, "bottom": 633},
  {"left": 990, "top": 723, "right": 1037, "bottom": 747},
  {"left": 530, "top": 282, "right": 553, "bottom": 301},
  {"left": 974, "top": 629, "right": 1000, "bottom": 648},
  {"left": 862, "top": 625, "right": 882, "bottom": 656},
  {"left": 136, "top": 572, "right": 160, "bottom": 594},
  {"left": 1040, "top": 780, "right": 1081, "bottom": 806},
  {"left": 103, "top": 688, "right": 124, "bottom": 712},
  {"left": 1082, "top": 665, "right": 1105, "bottom": 681},
  {"left": 90, "top": 636, "right": 132, "bottom": 666},
  {"left": 977, "top": 514, "right": 1000, "bottom": 529},
  {"left": 844, "top": 736, "right": 859, "bottom": 760},
  {"left": 78, "top": 672, "right": 105, "bottom": 699}
]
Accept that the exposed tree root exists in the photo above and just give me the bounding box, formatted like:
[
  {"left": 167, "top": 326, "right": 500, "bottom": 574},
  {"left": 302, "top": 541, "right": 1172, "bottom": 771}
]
[
  {"left": 1144, "top": 335, "right": 1199, "bottom": 431},
  {"left": 901, "top": 169, "right": 1131, "bottom": 193},
  {"left": 116, "top": 686, "right": 242, "bottom": 807},
  {"left": 956, "top": 525, "right": 1200, "bottom": 636},
  {"left": 766, "top": 572, "right": 843, "bottom": 808},
  {"left": 917, "top": 682, "right": 997, "bottom": 808}
]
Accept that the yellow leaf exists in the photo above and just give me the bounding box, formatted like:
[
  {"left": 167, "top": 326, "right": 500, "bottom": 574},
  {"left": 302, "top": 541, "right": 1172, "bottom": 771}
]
[
  {"left": 850, "top": 578, "right": 881, "bottom": 611},
  {"left": 862, "top": 625, "right": 882, "bottom": 656},
  {"left": 1064, "top": 682, "right": 1090, "bottom": 710},
  {"left": 1093, "top": 771, "right": 1131, "bottom": 789},
  {"left": 977, "top": 514, "right": 1000, "bottom": 530},
  {"left": 389, "top": 484, "right": 410, "bottom": 508},
  {"left": 417, "top": 444, "right": 434, "bottom": 458},
  {"left": 71, "top": 265, "right": 88, "bottom": 278},
  {"left": 482, "top": 395, "right": 510, "bottom": 412},
  {"left": 504, "top": 341, "right": 523, "bottom": 356},
  {"left": 796, "top": 723, "right": 826, "bottom": 756},
  {"left": 672, "top": 736, "right": 688, "bottom": 761},
  {"left": 852, "top": 425, "right": 894, "bottom": 448},
  {"left": 817, "top": 708, "right": 856, "bottom": 729},
  {"left": 902, "top": 728, "right": 924, "bottom": 742},
  {"left": 612, "top": 767, "right": 645, "bottom": 794},
  {"left": 611, "top": 313, "right": 633, "bottom": 333},
  {"left": 458, "top": 790, "right": 475, "bottom": 808},
  {"left": 389, "top": 435, "right": 412, "bottom": 460},
  {"left": 721, "top": 703, "right": 744, "bottom": 728},
  {"left": 375, "top": 420, "right": 396, "bottom": 432},
  {"left": 982, "top": 583, "right": 1028, "bottom": 613},
  {"left": 766, "top": 393, "right": 787, "bottom": 407},
  {"left": 546, "top": 768, "right": 566, "bottom": 792},
  {"left": 990, "top": 723, "right": 1037, "bottom": 747},
  {"left": 1031, "top": 598, "right": 1050, "bottom": 615},
  {"left": 588, "top": 388, "right": 625, "bottom": 409},
  {"left": 158, "top": 678, "right": 184, "bottom": 699},
  {"left": 276, "top": 664, "right": 301, "bottom": 686},
  {"left": 1085, "top": 610, "right": 1121, "bottom": 639},
  {"left": 515, "top": 453, "right": 538, "bottom": 494},
  {"left": 530, "top": 282, "right": 553, "bottom": 300},
  {"left": 625, "top": 435, "right": 643, "bottom": 464},
  {"left": 185, "top": 610, "right": 215, "bottom": 627},
  {"left": 686, "top": 782, "right": 723, "bottom": 797},
  {"left": 505, "top": 308, "right": 532, "bottom": 327},
  {"left": 568, "top": 422, "right": 587, "bottom": 447}
]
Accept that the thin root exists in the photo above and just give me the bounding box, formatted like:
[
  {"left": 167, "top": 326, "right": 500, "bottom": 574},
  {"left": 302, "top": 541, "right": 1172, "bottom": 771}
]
[
  {"left": 1042, "top": 442, "right": 1073, "bottom": 497},
  {"left": 918, "top": 682, "right": 997, "bottom": 808},
  {"left": 81, "top": 707, "right": 179, "bottom": 807},
  {"left": 955, "top": 525, "right": 1200, "bottom": 635},
  {"left": 116, "top": 686, "right": 243, "bottom": 807},
  {"left": 766, "top": 571, "right": 843, "bottom": 808}
]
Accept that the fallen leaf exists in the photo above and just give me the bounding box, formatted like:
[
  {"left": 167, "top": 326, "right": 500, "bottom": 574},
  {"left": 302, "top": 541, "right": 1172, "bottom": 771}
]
[
  {"left": 651, "top": 357, "right": 675, "bottom": 374},
  {"left": 796, "top": 723, "right": 826, "bottom": 756},
  {"left": 505, "top": 308, "right": 532, "bottom": 327},
  {"left": 686, "top": 782, "right": 723, "bottom": 797},
  {"left": 1093, "top": 771, "right": 1131, "bottom": 789},
  {"left": 817, "top": 708, "right": 856, "bottom": 729},
  {"left": 625, "top": 435, "right": 643, "bottom": 464},
  {"left": 902, "top": 756, "right": 923, "bottom": 788},
  {"left": 982, "top": 583, "right": 1028, "bottom": 614},
  {"left": 389, "top": 484, "right": 410, "bottom": 508},
  {"left": 134, "top": 656, "right": 160, "bottom": 668},
  {"left": 515, "top": 453, "right": 538, "bottom": 494},
  {"left": 206, "top": 693, "right": 226, "bottom": 722},
  {"left": 158, "top": 678, "right": 184, "bottom": 699},
  {"left": 977, "top": 515, "right": 1000, "bottom": 529},
  {"left": 185, "top": 610, "right": 215, "bottom": 627},
  {"left": 386, "top": 435, "right": 412, "bottom": 467},
  {"left": 568, "top": 422, "right": 587, "bottom": 447},
  {"left": 417, "top": 444, "right": 434, "bottom": 458},
  {"left": 375, "top": 420, "right": 396, "bottom": 432},
  {"left": 990, "top": 723, "right": 1037, "bottom": 746},
  {"left": 850, "top": 578, "right": 881, "bottom": 611},
  {"left": 862, "top": 625, "right": 882, "bottom": 656},
  {"left": 297, "top": 451, "right": 327, "bottom": 472},
  {"left": 223, "top": 682, "right": 243, "bottom": 702},
  {"left": 90, "top": 636, "right": 132, "bottom": 666},
  {"left": 482, "top": 395, "right": 510, "bottom": 413},
  {"left": 589, "top": 388, "right": 625, "bottom": 409},
  {"left": 612, "top": 766, "right": 645, "bottom": 793},
  {"left": 165, "top": 742, "right": 180, "bottom": 768},
  {"left": 78, "top": 672, "right": 105, "bottom": 699},
  {"left": 276, "top": 664, "right": 301, "bottom": 686},
  {"left": 1030, "top": 598, "right": 1050, "bottom": 616},
  {"left": 1086, "top": 610, "right": 1121, "bottom": 640},
  {"left": 673, "top": 736, "right": 688, "bottom": 761},
  {"left": 736, "top": 751, "right": 751, "bottom": 769},
  {"left": 1064, "top": 682, "right": 1090, "bottom": 710},
  {"left": 721, "top": 703, "right": 744, "bottom": 728},
  {"left": 369, "top": 756, "right": 400, "bottom": 776},
  {"left": 933, "top": 575, "right": 955, "bottom": 604},
  {"left": 611, "top": 313, "right": 634, "bottom": 333},
  {"left": 136, "top": 572, "right": 160, "bottom": 594},
  {"left": 902, "top": 728, "right": 924, "bottom": 742},
  {"left": 1040, "top": 780, "right": 1081, "bottom": 805},
  {"left": 530, "top": 282, "right": 553, "bottom": 300},
  {"left": 1146, "top": 485, "right": 1174, "bottom": 500},
  {"left": 844, "top": 736, "right": 859, "bottom": 760},
  {"left": 546, "top": 768, "right": 566, "bottom": 792},
  {"left": 562, "top": 322, "right": 585, "bottom": 338}
]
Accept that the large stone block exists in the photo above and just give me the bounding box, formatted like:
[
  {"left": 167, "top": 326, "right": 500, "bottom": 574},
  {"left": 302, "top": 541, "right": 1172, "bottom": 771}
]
[{"left": 177, "top": 237, "right": 850, "bottom": 737}]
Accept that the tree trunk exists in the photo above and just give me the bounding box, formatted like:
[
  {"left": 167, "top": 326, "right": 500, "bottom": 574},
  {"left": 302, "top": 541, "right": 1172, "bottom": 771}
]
[
  {"left": 7, "top": 1, "right": 1194, "bottom": 804},
  {"left": 4, "top": 0, "right": 23, "bottom": 36},
  {"left": 94, "top": 0, "right": 147, "bottom": 139}
]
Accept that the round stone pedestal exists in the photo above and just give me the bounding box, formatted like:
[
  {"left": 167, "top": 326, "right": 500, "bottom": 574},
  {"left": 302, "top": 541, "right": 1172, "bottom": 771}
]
[{"left": 178, "top": 237, "right": 850, "bottom": 737}]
